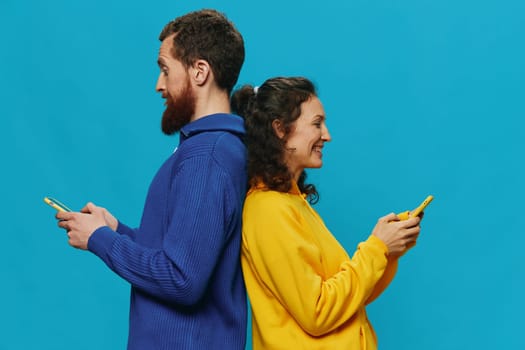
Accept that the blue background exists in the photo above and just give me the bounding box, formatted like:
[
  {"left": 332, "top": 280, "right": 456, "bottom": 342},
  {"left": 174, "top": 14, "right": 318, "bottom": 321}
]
[{"left": 2, "top": 0, "right": 524, "bottom": 349}]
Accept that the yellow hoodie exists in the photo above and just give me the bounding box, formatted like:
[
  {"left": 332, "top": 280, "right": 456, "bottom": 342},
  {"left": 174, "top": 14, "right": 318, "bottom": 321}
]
[{"left": 241, "top": 183, "right": 398, "bottom": 350}]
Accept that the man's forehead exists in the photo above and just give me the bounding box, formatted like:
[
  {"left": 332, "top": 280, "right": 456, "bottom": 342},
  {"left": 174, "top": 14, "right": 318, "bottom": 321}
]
[
  {"left": 158, "top": 34, "right": 178, "bottom": 58},
  {"left": 161, "top": 33, "right": 177, "bottom": 48}
]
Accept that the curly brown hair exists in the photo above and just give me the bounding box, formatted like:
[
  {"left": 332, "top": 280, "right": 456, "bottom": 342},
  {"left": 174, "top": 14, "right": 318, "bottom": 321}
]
[
  {"left": 231, "top": 77, "right": 319, "bottom": 204},
  {"left": 159, "top": 9, "right": 245, "bottom": 94}
]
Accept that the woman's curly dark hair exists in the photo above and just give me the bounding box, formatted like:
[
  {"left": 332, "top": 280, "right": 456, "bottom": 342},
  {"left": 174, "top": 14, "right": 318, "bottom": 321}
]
[{"left": 231, "top": 77, "right": 319, "bottom": 204}]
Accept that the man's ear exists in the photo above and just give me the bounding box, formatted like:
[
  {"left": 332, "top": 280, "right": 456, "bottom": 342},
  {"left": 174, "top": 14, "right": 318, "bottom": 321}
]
[
  {"left": 272, "top": 119, "right": 286, "bottom": 139},
  {"left": 191, "top": 59, "right": 211, "bottom": 86}
]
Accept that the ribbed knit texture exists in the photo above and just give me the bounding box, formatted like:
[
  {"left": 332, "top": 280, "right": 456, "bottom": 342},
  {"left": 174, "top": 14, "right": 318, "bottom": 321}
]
[{"left": 88, "top": 113, "right": 247, "bottom": 349}]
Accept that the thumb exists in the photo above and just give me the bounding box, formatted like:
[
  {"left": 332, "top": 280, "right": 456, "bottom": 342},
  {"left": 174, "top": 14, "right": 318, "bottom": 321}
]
[
  {"left": 380, "top": 212, "right": 399, "bottom": 223},
  {"left": 82, "top": 202, "right": 97, "bottom": 213}
]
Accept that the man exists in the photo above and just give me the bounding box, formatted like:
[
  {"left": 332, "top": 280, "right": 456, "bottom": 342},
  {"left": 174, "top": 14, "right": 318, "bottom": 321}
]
[{"left": 56, "top": 9, "right": 247, "bottom": 349}]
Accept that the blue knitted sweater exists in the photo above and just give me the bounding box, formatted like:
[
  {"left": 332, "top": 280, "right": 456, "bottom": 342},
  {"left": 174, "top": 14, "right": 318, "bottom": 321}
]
[{"left": 88, "top": 113, "right": 247, "bottom": 349}]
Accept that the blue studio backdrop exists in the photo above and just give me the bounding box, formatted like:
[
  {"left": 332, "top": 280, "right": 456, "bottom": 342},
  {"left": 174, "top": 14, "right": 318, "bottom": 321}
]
[{"left": 2, "top": 0, "right": 524, "bottom": 349}]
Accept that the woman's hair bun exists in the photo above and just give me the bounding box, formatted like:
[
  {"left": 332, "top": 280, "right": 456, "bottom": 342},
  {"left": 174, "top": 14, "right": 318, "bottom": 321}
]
[{"left": 231, "top": 84, "right": 256, "bottom": 119}]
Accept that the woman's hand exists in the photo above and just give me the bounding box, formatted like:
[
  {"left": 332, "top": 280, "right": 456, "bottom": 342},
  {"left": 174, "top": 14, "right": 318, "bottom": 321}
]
[{"left": 372, "top": 213, "right": 421, "bottom": 257}]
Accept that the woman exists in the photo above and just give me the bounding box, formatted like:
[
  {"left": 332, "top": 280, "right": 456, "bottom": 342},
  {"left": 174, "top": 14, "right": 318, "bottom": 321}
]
[{"left": 231, "top": 77, "right": 422, "bottom": 350}]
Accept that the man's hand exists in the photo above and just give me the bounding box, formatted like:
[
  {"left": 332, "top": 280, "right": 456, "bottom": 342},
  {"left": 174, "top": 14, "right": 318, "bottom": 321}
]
[
  {"left": 56, "top": 202, "right": 110, "bottom": 250},
  {"left": 81, "top": 203, "right": 118, "bottom": 231}
]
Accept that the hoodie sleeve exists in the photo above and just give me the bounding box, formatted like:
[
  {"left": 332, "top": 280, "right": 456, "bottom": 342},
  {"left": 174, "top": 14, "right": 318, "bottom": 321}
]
[{"left": 242, "top": 193, "right": 389, "bottom": 336}]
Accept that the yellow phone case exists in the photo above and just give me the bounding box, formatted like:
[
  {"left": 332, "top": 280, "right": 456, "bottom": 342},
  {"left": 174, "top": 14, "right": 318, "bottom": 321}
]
[
  {"left": 397, "top": 195, "right": 433, "bottom": 220},
  {"left": 44, "top": 197, "right": 72, "bottom": 212}
]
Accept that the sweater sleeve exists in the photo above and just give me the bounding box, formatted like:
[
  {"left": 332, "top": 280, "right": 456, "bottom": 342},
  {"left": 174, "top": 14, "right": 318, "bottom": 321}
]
[
  {"left": 115, "top": 221, "right": 138, "bottom": 240},
  {"left": 88, "top": 155, "right": 233, "bottom": 306},
  {"left": 242, "top": 196, "right": 389, "bottom": 336}
]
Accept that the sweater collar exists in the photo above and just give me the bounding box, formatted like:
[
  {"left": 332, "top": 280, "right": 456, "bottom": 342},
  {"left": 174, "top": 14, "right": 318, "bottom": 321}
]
[
  {"left": 179, "top": 113, "right": 245, "bottom": 143},
  {"left": 249, "top": 180, "right": 304, "bottom": 197}
]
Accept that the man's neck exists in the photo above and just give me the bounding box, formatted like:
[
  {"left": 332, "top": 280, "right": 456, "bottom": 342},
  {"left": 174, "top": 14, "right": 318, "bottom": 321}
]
[{"left": 191, "top": 89, "right": 231, "bottom": 122}]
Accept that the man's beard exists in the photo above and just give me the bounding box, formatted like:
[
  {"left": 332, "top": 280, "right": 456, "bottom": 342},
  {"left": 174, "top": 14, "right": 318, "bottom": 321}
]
[{"left": 161, "top": 78, "right": 196, "bottom": 135}]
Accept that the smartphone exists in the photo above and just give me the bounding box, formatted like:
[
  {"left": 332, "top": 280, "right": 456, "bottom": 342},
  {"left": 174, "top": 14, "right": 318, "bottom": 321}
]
[
  {"left": 397, "top": 195, "right": 434, "bottom": 220},
  {"left": 44, "top": 196, "right": 72, "bottom": 212}
]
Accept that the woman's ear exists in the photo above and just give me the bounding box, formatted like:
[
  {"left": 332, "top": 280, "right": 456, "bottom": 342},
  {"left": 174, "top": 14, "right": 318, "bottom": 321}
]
[
  {"left": 191, "top": 59, "right": 211, "bottom": 86},
  {"left": 272, "top": 119, "right": 286, "bottom": 139}
]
